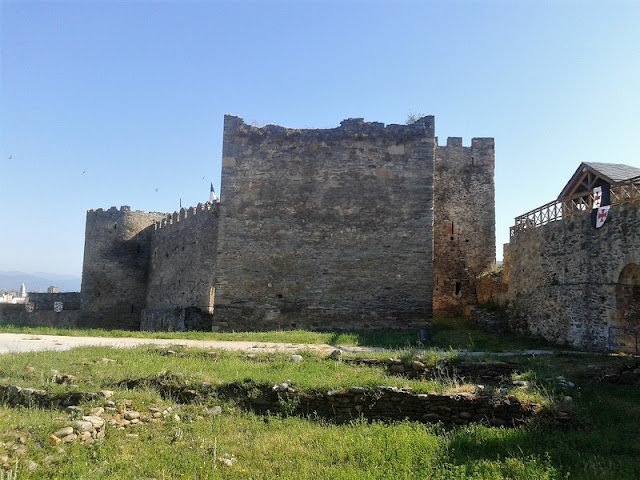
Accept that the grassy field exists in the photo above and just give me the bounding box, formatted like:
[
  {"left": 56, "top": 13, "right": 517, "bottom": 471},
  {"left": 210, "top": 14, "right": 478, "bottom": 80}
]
[{"left": 0, "top": 320, "right": 638, "bottom": 479}]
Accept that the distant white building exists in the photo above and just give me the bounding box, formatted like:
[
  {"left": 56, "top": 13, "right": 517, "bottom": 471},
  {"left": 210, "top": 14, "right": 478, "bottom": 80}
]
[{"left": 0, "top": 283, "right": 28, "bottom": 304}]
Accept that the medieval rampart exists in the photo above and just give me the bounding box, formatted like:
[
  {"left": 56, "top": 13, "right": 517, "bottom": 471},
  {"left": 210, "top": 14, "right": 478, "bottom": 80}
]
[
  {"left": 80, "top": 206, "right": 166, "bottom": 330},
  {"left": 506, "top": 200, "right": 640, "bottom": 350},
  {"left": 214, "top": 115, "right": 436, "bottom": 330},
  {"left": 142, "top": 203, "right": 219, "bottom": 331},
  {"left": 433, "top": 137, "right": 495, "bottom": 315},
  {"left": 76, "top": 114, "right": 496, "bottom": 332}
]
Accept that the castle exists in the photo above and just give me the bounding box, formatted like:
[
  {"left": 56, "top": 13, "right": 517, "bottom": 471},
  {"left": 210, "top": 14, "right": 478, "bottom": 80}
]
[{"left": 79, "top": 115, "right": 496, "bottom": 332}]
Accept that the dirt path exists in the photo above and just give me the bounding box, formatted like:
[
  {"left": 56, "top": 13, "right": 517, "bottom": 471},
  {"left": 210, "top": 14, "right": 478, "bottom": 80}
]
[
  {"left": 0, "top": 333, "right": 381, "bottom": 355},
  {"left": 0, "top": 332, "right": 563, "bottom": 358}
]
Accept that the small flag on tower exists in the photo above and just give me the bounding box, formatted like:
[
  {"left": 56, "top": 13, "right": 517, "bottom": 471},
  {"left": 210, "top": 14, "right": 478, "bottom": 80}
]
[
  {"left": 593, "top": 186, "right": 602, "bottom": 209},
  {"left": 210, "top": 183, "right": 218, "bottom": 203},
  {"left": 591, "top": 185, "right": 611, "bottom": 228}
]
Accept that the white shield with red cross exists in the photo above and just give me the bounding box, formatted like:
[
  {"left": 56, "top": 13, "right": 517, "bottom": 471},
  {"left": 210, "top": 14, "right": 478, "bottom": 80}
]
[
  {"left": 593, "top": 186, "right": 603, "bottom": 209},
  {"left": 595, "top": 205, "right": 610, "bottom": 228}
]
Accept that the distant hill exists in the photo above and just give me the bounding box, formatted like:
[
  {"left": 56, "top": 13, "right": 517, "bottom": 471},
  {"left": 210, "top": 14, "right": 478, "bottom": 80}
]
[{"left": 0, "top": 271, "right": 81, "bottom": 293}]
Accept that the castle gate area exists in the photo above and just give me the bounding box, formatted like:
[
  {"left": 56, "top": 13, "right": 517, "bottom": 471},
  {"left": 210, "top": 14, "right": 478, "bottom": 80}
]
[{"left": 613, "top": 263, "right": 640, "bottom": 353}]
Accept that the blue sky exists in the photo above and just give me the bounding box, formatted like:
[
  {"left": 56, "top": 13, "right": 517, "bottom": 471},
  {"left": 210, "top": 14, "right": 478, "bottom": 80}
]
[{"left": 1, "top": 0, "right": 639, "bottom": 277}]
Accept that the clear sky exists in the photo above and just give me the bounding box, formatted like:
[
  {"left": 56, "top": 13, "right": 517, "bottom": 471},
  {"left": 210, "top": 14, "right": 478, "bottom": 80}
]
[{"left": 1, "top": 0, "right": 639, "bottom": 277}]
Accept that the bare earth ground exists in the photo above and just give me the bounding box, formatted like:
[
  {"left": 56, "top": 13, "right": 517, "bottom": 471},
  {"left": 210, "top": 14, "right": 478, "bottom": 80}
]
[{"left": 0, "top": 333, "right": 378, "bottom": 355}]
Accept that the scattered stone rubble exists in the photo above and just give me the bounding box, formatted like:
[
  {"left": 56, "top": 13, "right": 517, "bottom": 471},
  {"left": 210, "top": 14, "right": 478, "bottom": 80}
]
[{"left": 50, "top": 415, "right": 105, "bottom": 445}]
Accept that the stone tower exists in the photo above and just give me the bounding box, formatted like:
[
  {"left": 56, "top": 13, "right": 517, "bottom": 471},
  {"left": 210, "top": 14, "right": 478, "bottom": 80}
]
[
  {"left": 213, "top": 115, "right": 436, "bottom": 330},
  {"left": 79, "top": 206, "right": 166, "bottom": 329},
  {"left": 433, "top": 137, "right": 496, "bottom": 316}
]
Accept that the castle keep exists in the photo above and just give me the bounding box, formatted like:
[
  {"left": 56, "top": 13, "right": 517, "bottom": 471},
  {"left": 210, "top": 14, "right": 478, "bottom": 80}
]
[{"left": 80, "top": 115, "right": 496, "bottom": 331}]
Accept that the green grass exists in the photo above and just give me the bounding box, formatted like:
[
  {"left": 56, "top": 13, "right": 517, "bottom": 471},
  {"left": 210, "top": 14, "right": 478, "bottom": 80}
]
[
  {"left": 0, "top": 316, "right": 558, "bottom": 351},
  {"left": 0, "top": 343, "right": 639, "bottom": 479}
]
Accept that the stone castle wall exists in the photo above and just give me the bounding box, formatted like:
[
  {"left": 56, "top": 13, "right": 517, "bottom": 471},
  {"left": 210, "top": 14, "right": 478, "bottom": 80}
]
[
  {"left": 213, "top": 115, "right": 436, "bottom": 330},
  {"left": 433, "top": 137, "right": 496, "bottom": 315},
  {"left": 146, "top": 203, "right": 219, "bottom": 312},
  {"left": 76, "top": 115, "right": 496, "bottom": 332},
  {"left": 80, "top": 207, "right": 166, "bottom": 330},
  {"left": 506, "top": 201, "right": 640, "bottom": 350}
]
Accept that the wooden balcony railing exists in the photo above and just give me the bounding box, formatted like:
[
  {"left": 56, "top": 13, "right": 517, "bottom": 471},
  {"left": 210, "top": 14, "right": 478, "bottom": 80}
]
[{"left": 510, "top": 175, "right": 640, "bottom": 238}]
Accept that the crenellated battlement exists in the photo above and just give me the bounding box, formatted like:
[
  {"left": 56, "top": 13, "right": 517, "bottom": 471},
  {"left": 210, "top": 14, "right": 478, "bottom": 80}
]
[
  {"left": 87, "top": 205, "right": 168, "bottom": 219},
  {"left": 435, "top": 136, "right": 495, "bottom": 170},
  {"left": 154, "top": 202, "right": 218, "bottom": 231},
  {"left": 437, "top": 137, "right": 495, "bottom": 149},
  {"left": 87, "top": 205, "right": 131, "bottom": 215}
]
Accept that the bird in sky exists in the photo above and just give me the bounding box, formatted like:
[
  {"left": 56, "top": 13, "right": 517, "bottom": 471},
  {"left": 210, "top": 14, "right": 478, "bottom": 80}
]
[
  {"left": 154, "top": 188, "right": 159, "bottom": 192},
  {"left": 8, "top": 155, "right": 12, "bottom": 159}
]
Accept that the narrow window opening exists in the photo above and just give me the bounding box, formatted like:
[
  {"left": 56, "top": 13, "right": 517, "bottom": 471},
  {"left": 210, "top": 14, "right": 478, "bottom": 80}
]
[
  {"left": 130, "top": 304, "right": 134, "bottom": 313},
  {"left": 454, "top": 282, "right": 461, "bottom": 296}
]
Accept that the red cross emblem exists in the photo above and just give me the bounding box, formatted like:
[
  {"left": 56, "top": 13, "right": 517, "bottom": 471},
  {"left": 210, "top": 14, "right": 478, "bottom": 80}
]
[
  {"left": 595, "top": 206, "right": 610, "bottom": 228},
  {"left": 593, "top": 186, "right": 603, "bottom": 209}
]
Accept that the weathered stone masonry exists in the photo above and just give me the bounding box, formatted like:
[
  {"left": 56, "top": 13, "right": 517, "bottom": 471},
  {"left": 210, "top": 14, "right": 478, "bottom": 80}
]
[
  {"left": 505, "top": 201, "right": 640, "bottom": 350},
  {"left": 78, "top": 115, "right": 496, "bottom": 331},
  {"left": 434, "top": 137, "right": 495, "bottom": 316},
  {"left": 0, "top": 292, "right": 80, "bottom": 328},
  {"left": 214, "top": 115, "right": 436, "bottom": 330},
  {"left": 80, "top": 207, "right": 166, "bottom": 330},
  {"left": 146, "top": 204, "right": 218, "bottom": 311}
]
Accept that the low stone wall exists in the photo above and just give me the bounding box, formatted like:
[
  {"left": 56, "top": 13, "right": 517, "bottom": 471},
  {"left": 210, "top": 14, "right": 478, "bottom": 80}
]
[
  {"left": 0, "top": 292, "right": 80, "bottom": 328},
  {"left": 251, "top": 384, "right": 537, "bottom": 427},
  {"left": 0, "top": 380, "right": 540, "bottom": 428}
]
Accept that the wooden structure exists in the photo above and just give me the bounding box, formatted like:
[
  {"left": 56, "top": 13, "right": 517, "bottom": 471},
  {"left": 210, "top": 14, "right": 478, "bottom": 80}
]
[{"left": 511, "top": 162, "right": 640, "bottom": 238}]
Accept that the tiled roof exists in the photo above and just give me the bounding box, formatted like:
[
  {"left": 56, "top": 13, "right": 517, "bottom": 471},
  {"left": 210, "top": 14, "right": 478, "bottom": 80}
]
[
  {"left": 558, "top": 162, "right": 640, "bottom": 200},
  {"left": 582, "top": 162, "right": 640, "bottom": 182}
]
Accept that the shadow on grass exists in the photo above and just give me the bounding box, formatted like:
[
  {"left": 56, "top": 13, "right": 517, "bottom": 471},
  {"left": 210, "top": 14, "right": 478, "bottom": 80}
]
[
  {"left": 1, "top": 316, "right": 558, "bottom": 351},
  {"left": 324, "top": 317, "right": 558, "bottom": 351}
]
